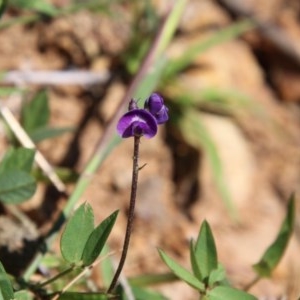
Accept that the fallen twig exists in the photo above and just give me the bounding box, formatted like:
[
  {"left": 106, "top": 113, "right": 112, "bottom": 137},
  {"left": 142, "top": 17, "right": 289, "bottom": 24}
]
[
  {"left": 0, "top": 106, "right": 66, "bottom": 192},
  {"left": 2, "top": 70, "right": 110, "bottom": 86}
]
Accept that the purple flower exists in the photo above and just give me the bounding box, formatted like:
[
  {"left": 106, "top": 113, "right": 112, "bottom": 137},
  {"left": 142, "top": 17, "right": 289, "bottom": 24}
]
[
  {"left": 144, "top": 93, "right": 169, "bottom": 124},
  {"left": 117, "top": 109, "right": 157, "bottom": 138},
  {"left": 117, "top": 94, "right": 169, "bottom": 139}
]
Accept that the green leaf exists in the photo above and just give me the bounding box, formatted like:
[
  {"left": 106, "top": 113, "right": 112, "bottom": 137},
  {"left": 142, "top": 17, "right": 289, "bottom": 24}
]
[
  {"left": 133, "top": 0, "right": 187, "bottom": 101},
  {"left": 21, "top": 90, "right": 50, "bottom": 133},
  {"left": 0, "top": 261, "right": 14, "bottom": 300},
  {"left": 194, "top": 220, "right": 218, "bottom": 281},
  {"left": 14, "top": 290, "right": 34, "bottom": 300},
  {"left": 125, "top": 39, "right": 152, "bottom": 75},
  {"left": 190, "top": 239, "right": 202, "bottom": 280},
  {"left": 58, "top": 292, "right": 109, "bottom": 300},
  {"left": 0, "top": 147, "right": 35, "bottom": 174},
  {"left": 82, "top": 210, "right": 118, "bottom": 266},
  {"left": 158, "top": 249, "right": 205, "bottom": 291},
  {"left": 29, "top": 126, "right": 74, "bottom": 143},
  {"left": 0, "top": 0, "right": 8, "bottom": 19},
  {"left": 207, "top": 286, "right": 257, "bottom": 300},
  {"left": 60, "top": 203, "right": 95, "bottom": 264},
  {"left": 155, "top": 0, "right": 187, "bottom": 58},
  {"left": 9, "top": 0, "right": 58, "bottom": 16},
  {"left": 253, "top": 195, "right": 295, "bottom": 277},
  {"left": 163, "top": 20, "right": 254, "bottom": 78},
  {"left": 179, "top": 110, "right": 236, "bottom": 217},
  {"left": 208, "top": 264, "right": 226, "bottom": 288},
  {"left": 166, "top": 85, "right": 256, "bottom": 115},
  {"left": 0, "top": 170, "right": 36, "bottom": 204},
  {"left": 133, "top": 56, "right": 167, "bottom": 103},
  {"left": 124, "top": 285, "right": 168, "bottom": 300}
]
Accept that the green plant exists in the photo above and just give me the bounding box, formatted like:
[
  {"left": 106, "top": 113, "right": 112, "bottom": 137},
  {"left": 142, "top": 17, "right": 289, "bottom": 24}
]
[
  {"left": 21, "top": 90, "right": 73, "bottom": 143},
  {"left": 159, "top": 195, "right": 295, "bottom": 299},
  {"left": 0, "top": 147, "right": 36, "bottom": 204}
]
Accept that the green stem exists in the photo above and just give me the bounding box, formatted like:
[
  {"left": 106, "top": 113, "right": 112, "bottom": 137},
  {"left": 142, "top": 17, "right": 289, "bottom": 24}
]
[
  {"left": 37, "top": 265, "right": 75, "bottom": 288},
  {"left": 107, "top": 136, "right": 141, "bottom": 293}
]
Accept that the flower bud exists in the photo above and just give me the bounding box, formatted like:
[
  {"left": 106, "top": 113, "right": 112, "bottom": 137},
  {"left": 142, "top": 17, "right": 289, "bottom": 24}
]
[{"left": 144, "top": 93, "right": 169, "bottom": 124}]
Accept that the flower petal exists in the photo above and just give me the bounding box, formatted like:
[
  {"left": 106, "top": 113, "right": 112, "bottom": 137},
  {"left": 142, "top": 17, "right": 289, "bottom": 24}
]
[{"left": 117, "top": 109, "right": 157, "bottom": 138}]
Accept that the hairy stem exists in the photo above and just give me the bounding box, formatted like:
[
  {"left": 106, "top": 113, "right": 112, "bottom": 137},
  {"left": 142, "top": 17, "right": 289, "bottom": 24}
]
[{"left": 107, "top": 135, "right": 141, "bottom": 293}]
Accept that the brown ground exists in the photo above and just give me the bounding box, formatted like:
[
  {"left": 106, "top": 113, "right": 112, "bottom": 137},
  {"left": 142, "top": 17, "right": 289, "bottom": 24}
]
[{"left": 0, "top": 0, "right": 300, "bottom": 299}]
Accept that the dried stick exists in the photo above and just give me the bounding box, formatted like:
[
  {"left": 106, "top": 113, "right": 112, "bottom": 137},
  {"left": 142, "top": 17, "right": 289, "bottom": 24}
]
[
  {"left": 3, "top": 70, "right": 110, "bottom": 86},
  {"left": 0, "top": 106, "right": 66, "bottom": 192}
]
